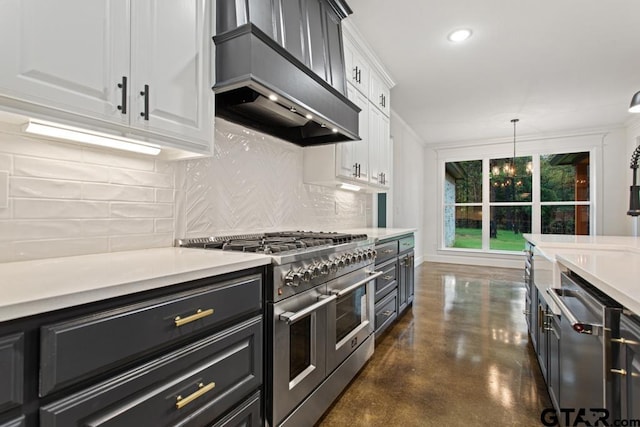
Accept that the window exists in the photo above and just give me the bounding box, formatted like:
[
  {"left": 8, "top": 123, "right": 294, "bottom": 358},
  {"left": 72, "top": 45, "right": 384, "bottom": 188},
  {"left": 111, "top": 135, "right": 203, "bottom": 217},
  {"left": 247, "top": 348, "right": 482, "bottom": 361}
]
[
  {"left": 540, "top": 152, "right": 590, "bottom": 235},
  {"left": 444, "top": 160, "right": 482, "bottom": 249},
  {"left": 443, "top": 151, "right": 591, "bottom": 252}
]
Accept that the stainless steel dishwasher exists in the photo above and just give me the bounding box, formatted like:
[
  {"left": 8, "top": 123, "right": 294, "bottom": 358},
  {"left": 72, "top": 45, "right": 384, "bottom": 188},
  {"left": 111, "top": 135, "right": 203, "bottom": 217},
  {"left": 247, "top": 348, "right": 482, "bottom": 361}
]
[{"left": 547, "top": 271, "right": 622, "bottom": 424}]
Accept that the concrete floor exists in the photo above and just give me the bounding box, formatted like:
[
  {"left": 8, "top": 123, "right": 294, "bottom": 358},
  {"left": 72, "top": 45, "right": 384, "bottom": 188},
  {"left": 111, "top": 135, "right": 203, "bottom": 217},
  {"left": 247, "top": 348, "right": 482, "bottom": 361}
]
[{"left": 317, "top": 262, "right": 551, "bottom": 427}]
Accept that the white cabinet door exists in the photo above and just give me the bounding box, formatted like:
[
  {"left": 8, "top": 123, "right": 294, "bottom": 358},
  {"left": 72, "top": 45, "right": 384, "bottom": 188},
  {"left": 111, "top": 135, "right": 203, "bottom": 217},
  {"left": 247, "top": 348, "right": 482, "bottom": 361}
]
[
  {"left": 0, "top": 0, "right": 130, "bottom": 122},
  {"left": 130, "top": 0, "right": 211, "bottom": 146},
  {"left": 368, "top": 105, "right": 390, "bottom": 188},
  {"left": 337, "top": 85, "right": 369, "bottom": 182},
  {"left": 343, "top": 40, "right": 369, "bottom": 97},
  {"left": 370, "top": 71, "right": 390, "bottom": 117}
]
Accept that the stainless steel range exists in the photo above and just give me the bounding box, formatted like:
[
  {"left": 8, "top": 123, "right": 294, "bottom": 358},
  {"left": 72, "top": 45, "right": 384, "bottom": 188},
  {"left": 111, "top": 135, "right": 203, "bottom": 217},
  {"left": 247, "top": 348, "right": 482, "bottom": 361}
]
[{"left": 177, "top": 231, "right": 381, "bottom": 427}]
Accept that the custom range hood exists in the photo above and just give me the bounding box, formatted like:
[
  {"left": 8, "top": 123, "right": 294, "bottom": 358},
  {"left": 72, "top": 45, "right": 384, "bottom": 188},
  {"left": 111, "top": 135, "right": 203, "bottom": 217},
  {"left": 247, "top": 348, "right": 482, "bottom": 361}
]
[{"left": 213, "top": 0, "right": 360, "bottom": 146}]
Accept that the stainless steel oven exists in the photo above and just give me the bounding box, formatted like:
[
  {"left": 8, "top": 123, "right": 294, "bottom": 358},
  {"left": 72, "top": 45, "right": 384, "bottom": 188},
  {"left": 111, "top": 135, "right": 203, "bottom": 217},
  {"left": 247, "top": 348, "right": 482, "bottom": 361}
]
[
  {"left": 326, "top": 268, "right": 377, "bottom": 372},
  {"left": 272, "top": 284, "right": 332, "bottom": 425}
]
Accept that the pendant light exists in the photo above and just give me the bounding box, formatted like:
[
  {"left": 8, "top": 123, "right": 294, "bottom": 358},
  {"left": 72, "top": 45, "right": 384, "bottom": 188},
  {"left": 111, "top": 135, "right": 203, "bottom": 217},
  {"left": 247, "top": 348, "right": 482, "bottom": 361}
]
[
  {"left": 628, "top": 145, "right": 640, "bottom": 216},
  {"left": 508, "top": 118, "right": 519, "bottom": 177}
]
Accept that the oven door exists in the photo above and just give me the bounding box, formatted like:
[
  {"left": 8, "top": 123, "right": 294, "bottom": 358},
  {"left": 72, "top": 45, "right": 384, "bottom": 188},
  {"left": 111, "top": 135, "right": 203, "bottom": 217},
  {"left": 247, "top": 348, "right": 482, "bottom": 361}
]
[
  {"left": 326, "top": 268, "right": 381, "bottom": 373},
  {"left": 272, "top": 284, "right": 333, "bottom": 426}
]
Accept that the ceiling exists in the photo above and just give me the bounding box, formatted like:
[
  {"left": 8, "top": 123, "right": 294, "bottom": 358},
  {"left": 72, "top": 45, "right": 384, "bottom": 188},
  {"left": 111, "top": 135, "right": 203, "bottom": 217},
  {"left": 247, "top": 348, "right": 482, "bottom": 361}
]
[{"left": 346, "top": 0, "right": 640, "bottom": 146}]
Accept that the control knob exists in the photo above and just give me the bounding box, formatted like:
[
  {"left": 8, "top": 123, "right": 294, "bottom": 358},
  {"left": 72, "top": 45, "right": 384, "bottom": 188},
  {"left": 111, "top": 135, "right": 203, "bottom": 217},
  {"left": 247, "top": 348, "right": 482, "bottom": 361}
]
[
  {"left": 284, "top": 271, "right": 302, "bottom": 287},
  {"left": 320, "top": 262, "right": 330, "bottom": 275},
  {"left": 344, "top": 255, "right": 351, "bottom": 266},
  {"left": 356, "top": 251, "right": 363, "bottom": 262},
  {"left": 311, "top": 264, "right": 321, "bottom": 279},
  {"left": 337, "top": 257, "right": 345, "bottom": 268},
  {"left": 329, "top": 260, "right": 339, "bottom": 273},
  {"left": 350, "top": 253, "right": 357, "bottom": 264},
  {"left": 301, "top": 269, "right": 312, "bottom": 282}
]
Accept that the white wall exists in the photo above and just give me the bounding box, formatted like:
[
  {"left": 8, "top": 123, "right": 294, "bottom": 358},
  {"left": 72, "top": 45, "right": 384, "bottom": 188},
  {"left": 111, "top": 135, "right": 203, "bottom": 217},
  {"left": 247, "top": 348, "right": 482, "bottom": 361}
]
[
  {"left": 390, "top": 111, "right": 425, "bottom": 264},
  {"left": 0, "top": 119, "right": 372, "bottom": 263},
  {"left": 422, "top": 127, "right": 631, "bottom": 268}
]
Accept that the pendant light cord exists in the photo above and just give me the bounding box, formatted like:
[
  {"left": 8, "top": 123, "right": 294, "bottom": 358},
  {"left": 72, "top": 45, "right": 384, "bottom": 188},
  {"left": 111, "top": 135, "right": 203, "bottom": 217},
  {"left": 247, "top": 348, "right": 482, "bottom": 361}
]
[{"left": 511, "top": 118, "right": 519, "bottom": 176}]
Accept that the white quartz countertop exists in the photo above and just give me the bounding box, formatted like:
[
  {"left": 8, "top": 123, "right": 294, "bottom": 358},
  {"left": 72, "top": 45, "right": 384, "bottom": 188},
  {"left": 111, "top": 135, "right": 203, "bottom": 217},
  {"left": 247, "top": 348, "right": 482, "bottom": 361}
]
[
  {"left": 338, "top": 228, "right": 416, "bottom": 241},
  {"left": 524, "top": 234, "right": 640, "bottom": 315},
  {"left": 0, "top": 248, "right": 271, "bottom": 322}
]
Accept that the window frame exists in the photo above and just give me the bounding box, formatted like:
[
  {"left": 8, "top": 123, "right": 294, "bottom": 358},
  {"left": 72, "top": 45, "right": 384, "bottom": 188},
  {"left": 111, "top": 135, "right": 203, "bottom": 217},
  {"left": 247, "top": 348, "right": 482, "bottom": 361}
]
[{"left": 439, "top": 143, "right": 597, "bottom": 254}]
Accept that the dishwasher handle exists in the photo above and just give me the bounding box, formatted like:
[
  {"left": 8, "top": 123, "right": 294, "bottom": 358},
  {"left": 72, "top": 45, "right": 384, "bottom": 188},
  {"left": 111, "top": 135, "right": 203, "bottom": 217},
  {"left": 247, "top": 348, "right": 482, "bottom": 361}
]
[{"left": 546, "top": 287, "right": 602, "bottom": 335}]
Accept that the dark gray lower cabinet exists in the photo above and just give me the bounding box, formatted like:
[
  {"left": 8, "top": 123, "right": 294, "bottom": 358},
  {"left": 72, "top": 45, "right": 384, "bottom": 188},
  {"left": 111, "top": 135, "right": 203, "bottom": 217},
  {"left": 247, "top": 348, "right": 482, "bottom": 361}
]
[
  {"left": 0, "top": 269, "right": 265, "bottom": 427},
  {"left": 0, "top": 333, "right": 23, "bottom": 414},
  {"left": 536, "top": 294, "right": 549, "bottom": 381},
  {"left": 0, "top": 417, "right": 25, "bottom": 427},
  {"left": 618, "top": 314, "right": 640, "bottom": 420},
  {"left": 547, "top": 313, "right": 560, "bottom": 411},
  {"left": 374, "top": 290, "right": 397, "bottom": 338},
  {"left": 40, "top": 317, "right": 262, "bottom": 427},
  {"left": 373, "top": 233, "right": 415, "bottom": 339}
]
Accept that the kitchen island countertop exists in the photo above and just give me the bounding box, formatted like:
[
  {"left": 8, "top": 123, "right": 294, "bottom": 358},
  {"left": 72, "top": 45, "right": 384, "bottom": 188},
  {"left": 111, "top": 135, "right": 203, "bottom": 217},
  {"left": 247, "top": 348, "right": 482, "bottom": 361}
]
[
  {"left": 0, "top": 247, "right": 271, "bottom": 322},
  {"left": 524, "top": 233, "right": 640, "bottom": 315}
]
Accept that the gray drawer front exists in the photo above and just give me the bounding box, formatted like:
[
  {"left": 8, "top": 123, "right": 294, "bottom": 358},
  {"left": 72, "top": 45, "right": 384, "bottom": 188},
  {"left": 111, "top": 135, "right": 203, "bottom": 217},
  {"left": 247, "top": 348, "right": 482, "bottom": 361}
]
[
  {"left": 211, "top": 391, "right": 261, "bottom": 427},
  {"left": 40, "top": 275, "right": 261, "bottom": 396},
  {"left": 375, "top": 241, "right": 398, "bottom": 265},
  {"left": 374, "top": 259, "right": 397, "bottom": 302},
  {"left": 41, "top": 316, "right": 262, "bottom": 427},
  {"left": 375, "top": 290, "right": 397, "bottom": 337},
  {"left": 399, "top": 235, "right": 415, "bottom": 252},
  {"left": 0, "top": 333, "right": 24, "bottom": 413},
  {"left": 0, "top": 416, "right": 25, "bottom": 427}
]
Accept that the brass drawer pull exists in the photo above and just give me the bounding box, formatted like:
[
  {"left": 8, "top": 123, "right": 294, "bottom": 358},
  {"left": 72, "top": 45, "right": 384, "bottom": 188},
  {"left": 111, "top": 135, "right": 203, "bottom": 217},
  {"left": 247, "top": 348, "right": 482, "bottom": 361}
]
[
  {"left": 382, "top": 310, "right": 393, "bottom": 317},
  {"left": 175, "top": 308, "right": 214, "bottom": 327},
  {"left": 383, "top": 249, "right": 394, "bottom": 254},
  {"left": 611, "top": 368, "right": 627, "bottom": 376},
  {"left": 383, "top": 275, "right": 394, "bottom": 280},
  {"left": 612, "top": 337, "right": 640, "bottom": 346},
  {"left": 176, "top": 382, "right": 215, "bottom": 409}
]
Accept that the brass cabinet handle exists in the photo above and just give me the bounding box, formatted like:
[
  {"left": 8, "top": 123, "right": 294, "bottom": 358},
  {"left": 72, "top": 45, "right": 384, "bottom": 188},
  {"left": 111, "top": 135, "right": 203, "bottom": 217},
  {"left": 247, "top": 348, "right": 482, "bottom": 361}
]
[
  {"left": 611, "top": 368, "right": 627, "bottom": 376},
  {"left": 612, "top": 337, "right": 640, "bottom": 346},
  {"left": 383, "top": 275, "right": 394, "bottom": 280},
  {"left": 383, "top": 249, "right": 394, "bottom": 254},
  {"left": 175, "top": 308, "right": 214, "bottom": 327},
  {"left": 176, "top": 382, "right": 215, "bottom": 409},
  {"left": 382, "top": 310, "right": 392, "bottom": 317}
]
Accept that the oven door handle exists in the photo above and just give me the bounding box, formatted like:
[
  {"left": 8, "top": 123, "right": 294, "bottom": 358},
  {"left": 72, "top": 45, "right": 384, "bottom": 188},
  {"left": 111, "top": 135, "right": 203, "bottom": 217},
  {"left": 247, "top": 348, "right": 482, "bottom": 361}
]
[
  {"left": 330, "top": 270, "right": 384, "bottom": 297},
  {"left": 546, "top": 287, "right": 602, "bottom": 335},
  {"left": 279, "top": 294, "right": 337, "bottom": 324}
]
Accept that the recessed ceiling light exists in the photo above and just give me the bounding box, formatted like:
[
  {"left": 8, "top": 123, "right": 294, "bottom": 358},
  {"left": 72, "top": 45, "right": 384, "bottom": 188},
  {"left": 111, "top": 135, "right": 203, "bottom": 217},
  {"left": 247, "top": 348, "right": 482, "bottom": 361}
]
[
  {"left": 305, "top": 114, "right": 313, "bottom": 120},
  {"left": 268, "top": 94, "right": 278, "bottom": 101},
  {"left": 448, "top": 29, "right": 472, "bottom": 43}
]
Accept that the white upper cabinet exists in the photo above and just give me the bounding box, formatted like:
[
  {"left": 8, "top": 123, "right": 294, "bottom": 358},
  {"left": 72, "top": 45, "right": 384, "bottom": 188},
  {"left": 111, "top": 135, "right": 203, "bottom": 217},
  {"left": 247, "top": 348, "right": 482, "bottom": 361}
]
[
  {"left": 343, "top": 40, "right": 370, "bottom": 97},
  {"left": 0, "top": 0, "right": 130, "bottom": 123},
  {"left": 130, "top": 0, "right": 211, "bottom": 145},
  {"left": 368, "top": 108, "right": 390, "bottom": 188},
  {"left": 0, "top": 0, "right": 212, "bottom": 156},
  {"left": 370, "top": 71, "right": 391, "bottom": 117},
  {"left": 337, "top": 85, "right": 369, "bottom": 183}
]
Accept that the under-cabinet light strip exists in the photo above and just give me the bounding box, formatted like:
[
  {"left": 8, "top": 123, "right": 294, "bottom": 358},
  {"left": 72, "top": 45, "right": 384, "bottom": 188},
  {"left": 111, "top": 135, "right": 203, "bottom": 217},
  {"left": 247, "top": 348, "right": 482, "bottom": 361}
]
[{"left": 23, "top": 119, "right": 161, "bottom": 156}]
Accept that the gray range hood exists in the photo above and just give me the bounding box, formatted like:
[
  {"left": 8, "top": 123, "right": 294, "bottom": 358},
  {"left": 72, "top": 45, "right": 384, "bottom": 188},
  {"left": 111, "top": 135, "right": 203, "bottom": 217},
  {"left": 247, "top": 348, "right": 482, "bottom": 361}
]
[{"left": 213, "top": 1, "right": 360, "bottom": 146}]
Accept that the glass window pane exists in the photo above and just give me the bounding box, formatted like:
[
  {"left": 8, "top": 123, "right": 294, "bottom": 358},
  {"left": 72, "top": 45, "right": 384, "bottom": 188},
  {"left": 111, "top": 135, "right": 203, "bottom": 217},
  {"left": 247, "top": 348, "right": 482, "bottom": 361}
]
[
  {"left": 490, "top": 206, "right": 531, "bottom": 251},
  {"left": 540, "top": 152, "right": 590, "bottom": 202},
  {"left": 445, "top": 160, "right": 482, "bottom": 203},
  {"left": 542, "top": 205, "right": 589, "bottom": 235},
  {"left": 445, "top": 206, "right": 482, "bottom": 249},
  {"left": 490, "top": 156, "right": 533, "bottom": 202}
]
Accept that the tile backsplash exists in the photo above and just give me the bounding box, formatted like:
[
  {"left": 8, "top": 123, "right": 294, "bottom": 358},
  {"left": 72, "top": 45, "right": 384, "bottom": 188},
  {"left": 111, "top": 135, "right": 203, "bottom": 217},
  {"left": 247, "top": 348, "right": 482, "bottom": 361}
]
[{"left": 0, "top": 119, "right": 371, "bottom": 263}]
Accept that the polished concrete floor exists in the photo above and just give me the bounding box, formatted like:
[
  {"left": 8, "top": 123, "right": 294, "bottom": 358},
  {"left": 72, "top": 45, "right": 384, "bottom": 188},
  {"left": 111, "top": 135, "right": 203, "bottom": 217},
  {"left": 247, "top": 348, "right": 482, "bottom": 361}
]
[{"left": 317, "top": 262, "right": 551, "bottom": 427}]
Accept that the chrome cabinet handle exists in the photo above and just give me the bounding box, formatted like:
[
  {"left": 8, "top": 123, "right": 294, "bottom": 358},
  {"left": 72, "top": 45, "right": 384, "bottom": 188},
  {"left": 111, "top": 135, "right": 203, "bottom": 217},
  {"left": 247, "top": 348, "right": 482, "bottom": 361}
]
[
  {"left": 331, "top": 271, "right": 384, "bottom": 297},
  {"left": 279, "top": 294, "right": 337, "bottom": 324},
  {"left": 117, "top": 76, "right": 127, "bottom": 114},
  {"left": 140, "top": 84, "right": 149, "bottom": 120}
]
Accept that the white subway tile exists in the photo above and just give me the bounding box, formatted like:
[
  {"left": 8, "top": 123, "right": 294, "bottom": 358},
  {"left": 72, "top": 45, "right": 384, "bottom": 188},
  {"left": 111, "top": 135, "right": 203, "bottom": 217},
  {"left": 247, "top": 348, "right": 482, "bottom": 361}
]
[
  {"left": 82, "top": 183, "right": 154, "bottom": 202},
  {"left": 82, "top": 148, "right": 156, "bottom": 171},
  {"left": 81, "top": 219, "right": 155, "bottom": 235},
  {"left": 11, "top": 177, "right": 83, "bottom": 199},
  {"left": 0, "top": 200, "right": 11, "bottom": 219},
  {"left": 14, "top": 156, "right": 110, "bottom": 182},
  {"left": 14, "top": 199, "right": 110, "bottom": 219},
  {"left": 109, "top": 168, "right": 173, "bottom": 188},
  {"left": 155, "top": 188, "right": 174, "bottom": 203},
  {"left": 109, "top": 233, "right": 173, "bottom": 252},
  {"left": 0, "top": 220, "right": 82, "bottom": 241},
  {"left": 0, "top": 154, "right": 11, "bottom": 172},
  {"left": 155, "top": 218, "right": 174, "bottom": 233},
  {"left": 0, "top": 132, "right": 84, "bottom": 161},
  {"left": 110, "top": 202, "right": 173, "bottom": 218},
  {"left": 12, "top": 237, "right": 110, "bottom": 261}
]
